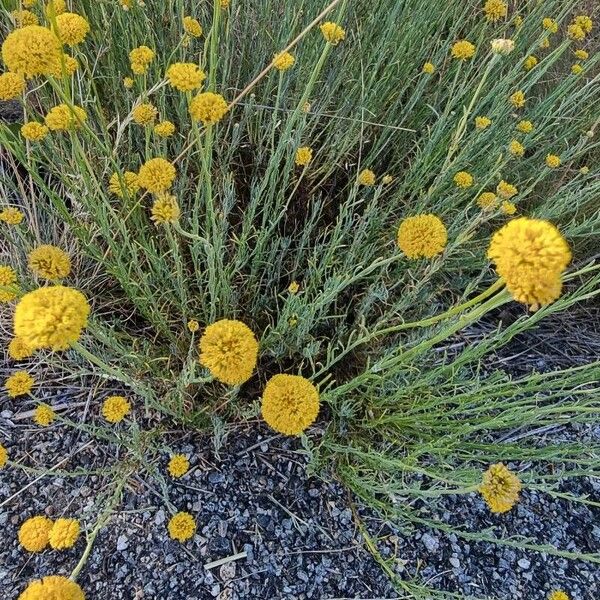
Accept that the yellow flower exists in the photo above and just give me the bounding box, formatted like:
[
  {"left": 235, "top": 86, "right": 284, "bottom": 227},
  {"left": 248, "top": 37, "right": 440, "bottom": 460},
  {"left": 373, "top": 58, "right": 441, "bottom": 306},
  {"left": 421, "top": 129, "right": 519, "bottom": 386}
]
[
  {"left": 19, "top": 516, "right": 53, "bottom": 552},
  {"left": 542, "top": 18, "right": 558, "bottom": 33},
  {"left": 288, "top": 281, "right": 300, "bottom": 294},
  {"left": 0, "top": 207, "right": 24, "bottom": 224},
  {"left": 34, "top": 403, "right": 55, "bottom": 426},
  {"left": 0, "top": 72, "right": 25, "bottom": 100},
  {"left": 320, "top": 21, "right": 345, "bottom": 45},
  {"left": 187, "top": 319, "right": 199, "bottom": 332},
  {"left": 14, "top": 286, "right": 90, "bottom": 351},
  {"left": 273, "top": 51, "right": 295, "bottom": 71},
  {"left": 422, "top": 62, "right": 435, "bottom": 74},
  {"left": 49, "top": 518, "right": 80, "bottom": 549},
  {"left": 453, "top": 171, "right": 474, "bottom": 188},
  {"left": 382, "top": 174, "right": 394, "bottom": 184},
  {"left": 509, "top": 90, "right": 525, "bottom": 108},
  {"left": 295, "top": 146, "right": 313, "bottom": 166},
  {"left": 183, "top": 16, "right": 202, "bottom": 37},
  {"left": 546, "top": 154, "right": 561, "bottom": 168},
  {"left": 0, "top": 264, "right": 18, "bottom": 303},
  {"left": 573, "top": 15, "right": 593, "bottom": 34},
  {"left": 150, "top": 193, "right": 180, "bottom": 225},
  {"left": 13, "top": 10, "right": 40, "bottom": 27},
  {"left": 198, "top": 319, "right": 259, "bottom": 385},
  {"left": 579, "top": 166, "right": 589, "bottom": 175},
  {"left": 571, "top": 63, "right": 583, "bottom": 75},
  {"left": 475, "top": 116, "right": 491, "bottom": 130},
  {"left": 166, "top": 62, "right": 206, "bottom": 92},
  {"left": 168, "top": 454, "right": 190, "bottom": 478},
  {"left": 109, "top": 171, "right": 139, "bottom": 198},
  {"left": 220, "top": 0, "right": 230, "bottom": 8},
  {"left": 513, "top": 15, "right": 523, "bottom": 28},
  {"left": 154, "top": 120, "right": 176, "bottom": 137},
  {"left": 23, "top": 0, "right": 37, "bottom": 7},
  {"left": 476, "top": 192, "right": 498, "bottom": 210},
  {"left": 358, "top": 169, "right": 376, "bottom": 186},
  {"left": 487, "top": 217, "right": 571, "bottom": 309},
  {"left": 131, "top": 102, "right": 156, "bottom": 125},
  {"left": 21, "top": 121, "right": 49, "bottom": 141},
  {"left": 53, "top": 12, "right": 90, "bottom": 46},
  {"left": 523, "top": 55, "right": 538, "bottom": 70},
  {"left": 9, "top": 337, "right": 33, "bottom": 360},
  {"left": 539, "top": 37, "right": 550, "bottom": 50},
  {"left": 0, "top": 443, "right": 7, "bottom": 468},
  {"left": 451, "top": 40, "right": 476, "bottom": 60},
  {"left": 168, "top": 512, "right": 196, "bottom": 541},
  {"left": 567, "top": 24, "right": 585, "bottom": 41},
  {"left": 44, "top": 104, "right": 87, "bottom": 131},
  {"left": 5, "top": 371, "right": 34, "bottom": 398},
  {"left": 516, "top": 120, "right": 533, "bottom": 133},
  {"left": 1, "top": 25, "right": 62, "bottom": 78},
  {"left": 18, "top": 576, "right": 84, "bottom": 600},
  {"left": 490, "top": 38, "right": 514, "bottom": 55},
  {"left": 123, "top": 76, "right": 134, "bottom": 89},
  {"left": 483, "top": 0, "right": 507, "bottom": 22},
  {"left": 501, "top": 200, "right": 516, "bottom": 215},
  {"left": 496, "top": 180, "right": 518, "bottom": 199},
  {"left": 261, "top": 374, "right": 320, "bottom": 436},
  {"left": 479, "top": 463, "right": 521, "bottom": 513},
  {"left": 137, "top": 158, "right": 177, "bottom": 193},
  {"left": 397, "top": 214, "right": 447, "bottom": 259},
  {"left": 508, "top": 140, "right": 525, "bottom": 157},
  {"left": 548, "top": 591, "right": 570, "bottom": 600},
  {"left": 28, "top": 244, "right": 71, "bottom": 280},
  {"left": 574, "top": 49, "right": 588, "bottom": 61},
  {"left": 45, "top": 0, "right": 66, "bottom": 17},
  {"left": 129, "top": 45, "right": 155, "bottom": 74},
  {"left": 48, "top": 53, "right": 79, "bottom": 79},
  {"left": 189, "top": 91, "right": 228, "bottom": 124},
  {"left": 102, "top": 395, "right": 131, "bottom": 423}
]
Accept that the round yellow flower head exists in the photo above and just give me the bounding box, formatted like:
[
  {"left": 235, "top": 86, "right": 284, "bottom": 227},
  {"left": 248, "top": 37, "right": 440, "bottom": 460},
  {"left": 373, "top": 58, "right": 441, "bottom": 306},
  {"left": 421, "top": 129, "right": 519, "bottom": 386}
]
[
  {"left": 0, "top": 264, "right": 18, "bottom": 302},
  {"left": 154, "top": 120, "right": 176, "bottom": 137},
  {"left": 567, "top": 24, "right": 585, "bottom": 41},
  {"left": 123, "top": 76, "right": 134, "bottom": 89},
  {"left": 49, "top": 517, "right": 80, "bottom": 549},
  {"left": 523, "top": 55, "right": 538, "bottom": 71},
  {"left": 483, "top": 0, "right": 507, "bottom": 22},
  {"left": 574, "top": 49, "right": 589, "bottom": 61},
  {"left": 44, "top": 104, "right": 87, "bottom": 131},
  {"left": 183, "top": 16, "right": 202, "bottom": 37},
  {"left": 132, "top": 102, "right": 157, "bottom": 125},
  {"left": 34, "top": 403, "right": 55, "bottom": 426},
  {"left": 9, "top": 337, "right": 33, "bottom": 360},
  {"left": 573, "top": 15, "right": 593, "bottom": 34},
  {"left": 508, "top": 140, "right": 525, "bottom": 157},
  {"left": 491, "top": 38, "right": 514, "bottom": 55},
  {"left": 48, "top": 53, "right": 79, "bottom": 79},
  {"left": 0, "top": 443, "right": 7, "bottom": 468},
  {"left": 168, "top": 512, "right": 196, "bottom": 541},
  {"left": 28, "top": 244, "right": 71, "bottom": 280},
  {"left": 540, "top": 37, "right": 550, "bottom": 50},
  {"left": 571, "top": 64, "right": 583, "bottom": 75},
  {"left": 129, "top": 45, "right": 155, "bottom": 74},
  {"left": 0, "top": 72, "right": 25, "bottom": 100},
  {"left": 295, "top": 146, "right": 312, "bottom": 166},
  {"left": 168, "top": 454, "right": 190, "bottom": 478},
  {"left": 198, "top": 319, "right": 259, "bottom": 385},
  {"left": 382, "top": 174, "right": 394, "bottom": 185},
  {"left": 150, "top": 193, "right": 180, "bottom": 225},
  {"left": 496, "top": 180, "right": 518, "bottom": 199},
  {"left": 189, "top": 91, "right": 228, "bottom": 125},
  {"left": 542, "top": 18, "right": 558, "bottom": 33},
  {"left": 21, "top": 121, "right": 49, "bottom": 141},
  {"left": 320, "top": 21, "right": 345, "bottom": 45},
  {"left": 1, "top": 25, "right": 62, "bottom": 78},
  {"left": 11, "top": 9, "right": 39, "bottom": 27},
  {"left": 479, "top": 463, "right": 521, "bottom": 513},
  {"left": 454, "top": 171, "right": 474, "bottom": 188},
  {"left": 548, "top": 591, "right": 570, "bottom": 600},
  {"left": 14, "top": 285, "right": 90, "bottom": 351},
  {"left": 487, "top": 217, "right": 571, "bottom": 309},
  {"left": 220, "top": 0, "right": 230, "bottom": 8},
  {"left": 288, "top": 281, "right": 300, "bottom": 294},
  {"left": 516, "top": 120, "right": 533, "bottom": 134},
  {"left": 475, "top": 116, "right": 491, "bottom": 130},
  {"left": 5, "top": 371, "right": 34, "bottom": 398},
  {"left": 509, "top": 90, "right": 525, "bottom": 108},
  {"left": 18, "top": 576, "right": 84, "bottom": 600},
  {"left": 397, "top": 214, "right": 447, "bottom": 259},
  {"left": 451, "top": 40, "right": 476, "bottom": 60},
  {"left": 546, "top": 154, "right": 561, "bottom": 168},
  {"left": 422, "top": 62, "right": 435, "bottom": 74},
  {"left": 358, "top": 169, "right": 376, "bottom": 186},
  {"left": 501, "top": 200, "right": 516, "bottom": 215},
  {"left": 0, "top": 207, "right": 24, "bottom": 225},
  {"left": 137, "top": 158, "right": 176, "bottom": 193},
  {"left": 187, "top": 319, "right": 199, "bottom": 332},
  {"left": 19, "top": 515, "right": 53, "bottom": 552},
  {"left": 109, "top": 171, "right": 139, "bottom": 198},
  {"left": 53, "top": 12, "right": 90, "bottom": 46},
  {"left": 102, "top": 395, "right": 131, "bottom": 423},
  {"left": 513, "top": 15, "right": 523, "bottom": 28},
  {"left": 579, "top": 166, "right": 589, "bottom": 175},
  {"left": 261, "top": 374, "right": 320, "bottom": 436},
  {"left": 273, "top": 51, "right": 295, "bottom": 71},
  {"left": 477, "top": 192, "right": 498, "bottom": 210},
  {"left": 45, "top": 0, "right": 67, "bottom": 17},
  {"left": 166, "top": 62, "right": 206, "bottom": 92}
]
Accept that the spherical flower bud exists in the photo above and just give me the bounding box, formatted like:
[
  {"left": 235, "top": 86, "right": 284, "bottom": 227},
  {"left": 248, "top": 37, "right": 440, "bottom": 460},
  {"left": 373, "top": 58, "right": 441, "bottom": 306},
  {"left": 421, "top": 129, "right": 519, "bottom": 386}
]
[
  {"left": 8, "top": 337, "right": 33, "bottom": 360},
  {"left": 11, "top": 9, "right": 39, "bottom": 27},
  {"left": 475, "top": 116, "right": 491, "bottom": 129},
  {"left": 28, "top": 244, "right": 71, "bottom": 280},
  {"left": 0, "top": 443, "right": 7, "bottom": 468},
  {"left": 453, "top": 171, "right": 474, "bottom": 188},
  {"left": 132, "top": 102, "right": 157, "bottom": 125},
  {"left": 320, "top": 21, "right": 345, "bottom": 45},
  {"left": 187, "top": 319, "right": 199, "bottom": 332},
  {"left": 295, "top": 146, "right": 312, "bottom": 166},
  {"left": 109, "top": 171, "right": 139, "bottom": 198},
  {"left": 0, "top": 207, "right": 24, "bottom": 225},
  {"left": 44, "top": 104, "right": 87, "bottom": 131},
  {"left": 5, "top": 371, "right": 35, "bottom": 398},
  {"left": 123, "top": 76, "right": 134, "bottom": 89},
  {"left": 501, "top": 201, "right": 517, "bottom": 215},
  {"left": 491, "top": 38, "right": 514, "bottom": 55},
  {"left": 168, "top": 454, "right": 190, "bottom": 478},
  {"left": 137, "top": 157, "right": 176, "bottom": 193},
  {"left": 154, "top": 120, "right": 176, "bottom": 137},
  {"left": 1, "top": 25, "right": 62, "bottom": 78},
  {"left": 19, "top": 516, "right": 53, "bottom": 552},
  {"left": 358, "top": 169, "right": 376, "bottom": 186},
  {"left": 476, "top": 192, "right": 498, "bottom": 210},
  {"left": 150, "top": 193, "right": 180, "bottom": 225},
  {"left": 509, "top": 90, "right": 525, "bottom": 108},
  {"left": 183, "top": 16, "right": 202, "bottom": 37},
  {"left": 34, "top": 403, "right": 55, "bottom": 426},
  {"left": 479, "top": 463, "right": 521, "bottom": 513},
  {"left": 102, "top": 395, "right": 131, "bottom": 423},
  {"left": 397, "top": 214, "right": 447, "bottom": 259},
  {"left": 545, "top": 154, "right": 561, "bottom": 168},
  {"left": 168, "top": 512, "right": 196, "bottom": 541},
  {"left": 53, "top": 12, "right": 90, "bottom": 46},
  {"left": 422, "top": 62, "right": 435, "bottom": 74},
  {"left": 0, "top": 264, "right": 18, "bottom": 302},
  {"left": 516, "top": 120, "right": 534, "bottom": 134},
  {"left": 49, "top": 517, "right": 80, "bottom": 549},
  {"left": 166, "top": 62, "right": 206, "bottom": 92},
  {"left": 21, "top": 121, "right": 49, "bottom": 141},
  {"left": 508, "top": 140, "right": 525, "bottom": 157},
  {"left": 189, "top": 91, "right": 228, "bottom": 125},
  {"left": 483, "top": 0, "right": 508, "bottom": 22},
  {"left": 523, "top": 55, "right": 538, "bottom": 70},
  {"left": 272, "top": 51, "right": 295, "bottom": 71},
  {"left": 496, "top": 180, "right": 518, "bottom": 199},
  {"left": 451, "top": 40, "right": 476, "bottom": 60},
  {"left": 0, "top": 72, "right": 25, "bottom": 100},
  {"left": 18, "top": 576, "right": 84, "bottom": 600}
]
